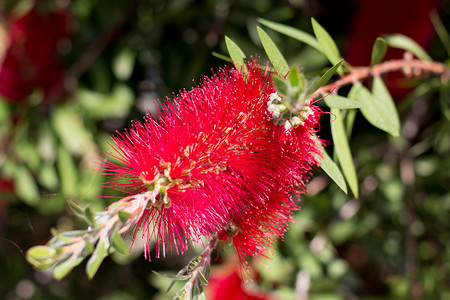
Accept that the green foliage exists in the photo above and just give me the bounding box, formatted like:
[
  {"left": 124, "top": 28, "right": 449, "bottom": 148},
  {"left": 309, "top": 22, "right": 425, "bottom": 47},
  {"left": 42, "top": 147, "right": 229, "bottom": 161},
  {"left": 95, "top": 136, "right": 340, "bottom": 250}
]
[
  {"left": 311, "top": 18, "right": 343, "bottom": 74},
  {"left": 1, "top": 1, "right": 449, "bottom": 300},
  {"left": 385, "top": 34, "right": 433, "bottom": 61},
  {"left": 371, "top": 37, "right": 387, "bottom": 66},
  {"left": 258, "top": 18, "right": 322, "bottom": 52},
  {"left": 351, "top": 81, "right": 400, "bottom": 137},
  {"left": 330, "top": 108, "right": 359, "bottom": 198},
  {"left": 225, "top": 36, "right": 247, "bottom": 72},
  {"left": 313, "top": 59, "right": 343, "bottom": 91},
  {"left": 257, "top": 26, "right": 290, "bottom": 76},
  {"left": 318, "top": 151, "right": 347, "bottom": 194}
]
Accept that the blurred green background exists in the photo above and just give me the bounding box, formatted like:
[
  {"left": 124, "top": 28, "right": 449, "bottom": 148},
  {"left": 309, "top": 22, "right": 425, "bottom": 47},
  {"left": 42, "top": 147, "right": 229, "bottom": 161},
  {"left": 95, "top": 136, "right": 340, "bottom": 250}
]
[{"left": 0, "top": 0, "right": 449, "bottom": 299}]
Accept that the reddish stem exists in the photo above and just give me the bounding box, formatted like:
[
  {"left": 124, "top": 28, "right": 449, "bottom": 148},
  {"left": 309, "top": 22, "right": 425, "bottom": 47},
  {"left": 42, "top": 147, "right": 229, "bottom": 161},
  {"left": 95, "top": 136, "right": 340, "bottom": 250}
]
[{"left": 315, "top": 58, "right": 450, "bottom": 96}]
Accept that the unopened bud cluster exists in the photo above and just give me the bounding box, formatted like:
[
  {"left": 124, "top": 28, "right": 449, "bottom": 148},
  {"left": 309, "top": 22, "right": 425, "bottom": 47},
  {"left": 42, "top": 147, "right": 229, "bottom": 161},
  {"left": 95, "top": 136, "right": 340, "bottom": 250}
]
[{"left": 267, "top": 92, "right": 314, "bottom": 130}]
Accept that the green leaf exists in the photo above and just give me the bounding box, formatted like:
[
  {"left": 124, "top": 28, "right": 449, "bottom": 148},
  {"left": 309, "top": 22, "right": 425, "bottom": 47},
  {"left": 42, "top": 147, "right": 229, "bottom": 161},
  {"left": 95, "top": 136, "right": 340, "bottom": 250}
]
[
  {"left": 371, "top": 37, "right": 387, "bottom": 66},
  {"left": 385, "top": 34, "right": 432, "bottom": 61},
  {"left": 330, "top": 108, "right": 359, "bottom": 198},
  {"left": 344, "top": 109, "right": 357, "bottom": 139},
  {"left": 319, "top": 150, "right": 348, "bottom": 194},
  {"left": 257, "top": 26, "right": 289, "bottom": 76},
  {"left": 257, "top": 18, "right": 321, "bottom": 52},
  {"left": 27, "top": 246, "right": 57, "bottom": 260},
  {"left": 430, "top": 10, "right": 450, "bottom": 57},
  {"left": 152, "top": 270, "right": 190, "bottom": 281},
  {"left": 14, "top": 166, "right": 39, "bottom": 206},
  {"left": 352, "top": 80, "right": 400, "bottom": 137},
  {"left": 372, "top": 77, "right": 401, "bottom": 135},
  {"left": 56, "top": 146, "right": 78, "bottom": 196},
  {"left": 198, "top": 271, "right": 208, "bottom": 285},
  {"left": 37, "top": 120, "right": 57, "bottom": 163},
  {"left": 272, "top": 74, "right": 288, "bottom": 95},
  {"left": 175, "top": 289, "right": 187, "bottom": 300},
  {"left": 288, "top": 65, "right": 300, "bottom": 87},
  {"left": 324, "top": 94, "right": 362, "bottom": 109},
  {"left": 16, "top": 141, "right": 40, "bottom": 172},
  {"left": 118, "top": 211, "right": 130, "bottom": 223},
  {"left": 314, "top": 60, "right": 343, "bottom": 91},
  {"left": 67, "top": 199, "right": 85, "bottom": 217},
  {"left": 112, "top": 48, "right": 135, "bottom": 81},
  {"left": 225, "top": 36, "right": 247, "bottom": 72},
  {"left": 111, "top": 229, "right": 129, "bottom": 255},
  {"left": 38, "top": 164, "right": 59, "bottom": 190},
  {"left": 86, "top": 238, "right": 109, "bottom": 279},
  {"left": 211, "top": 51, "right": 232, "bottom": 62},
  {"left": 187, "top": 255, "right": 202, "bottom": 273},
  {"left": 311, "top": 18, "right": 342, "bottom": 73},
  {"left": 53, "top": 255, "right": 83, "bottom": 280},
  {"left": 78, "top": 84, "right": 133, "bottom": 120},
  {"left": 84, "top": 205, "right": 95, "bottom": 225},
  {"left": 51, "top": 105, "right": 93, "bottom": 155}
]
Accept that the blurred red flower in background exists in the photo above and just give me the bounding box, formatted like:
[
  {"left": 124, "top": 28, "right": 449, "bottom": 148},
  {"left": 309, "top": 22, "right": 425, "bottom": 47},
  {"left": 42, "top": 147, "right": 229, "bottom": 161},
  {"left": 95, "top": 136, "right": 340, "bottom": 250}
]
[
  {"left": 207, "top": 264, "right": 276, "bottom": 300},
  {"left": 345, "top": 0, "right": 440, "bottom": 99},
  {"left": 0, "top": 7, "right": 69, "bottom": 102}
]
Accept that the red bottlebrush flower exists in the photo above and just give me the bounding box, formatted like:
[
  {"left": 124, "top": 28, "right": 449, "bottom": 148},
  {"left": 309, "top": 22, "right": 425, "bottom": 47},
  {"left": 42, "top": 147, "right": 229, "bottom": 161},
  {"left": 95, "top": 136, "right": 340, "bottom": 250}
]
[
  {"left": 0, "top": 8, "right": 68, "bottom": 102},
  {"left": 102, "top": 62, "right": 323, "bottom": 265},
  {"left": 223, "top": 190, "right": 298, "bottom": 276}
]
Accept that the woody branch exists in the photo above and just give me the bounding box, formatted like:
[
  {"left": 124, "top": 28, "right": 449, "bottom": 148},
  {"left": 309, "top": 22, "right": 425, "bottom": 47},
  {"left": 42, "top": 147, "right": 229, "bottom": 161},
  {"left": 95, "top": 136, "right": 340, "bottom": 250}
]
[{"left": 315, "top": 58, "right": 450, "bottom": 96}]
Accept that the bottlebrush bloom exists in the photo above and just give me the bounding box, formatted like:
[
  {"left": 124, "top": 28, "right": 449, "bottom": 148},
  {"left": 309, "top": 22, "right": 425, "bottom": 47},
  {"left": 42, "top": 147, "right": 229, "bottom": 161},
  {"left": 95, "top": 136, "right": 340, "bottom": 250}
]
[{"left": 101, "top": 62, "right": 323, "bottom": 267}]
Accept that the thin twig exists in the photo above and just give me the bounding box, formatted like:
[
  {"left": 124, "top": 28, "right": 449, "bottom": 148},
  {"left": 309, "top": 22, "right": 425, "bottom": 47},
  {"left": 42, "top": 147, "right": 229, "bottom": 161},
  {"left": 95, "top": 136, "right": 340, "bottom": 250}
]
[{"left": 315, "top": 59, "right": 450, "bottom": 96}]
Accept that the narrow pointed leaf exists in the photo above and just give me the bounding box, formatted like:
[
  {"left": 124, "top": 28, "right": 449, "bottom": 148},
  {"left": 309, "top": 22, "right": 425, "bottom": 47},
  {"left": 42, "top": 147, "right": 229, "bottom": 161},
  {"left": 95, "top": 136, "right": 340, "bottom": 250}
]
[
  {"left": 152, "top": 270, "right": 190, "bottom": 281},
  {"left": 175, "top": 289, "right": 187, "bottom": 300},
  {"left": 14, "top": 166, "right": 39, "bottom": 206},
  {"left": 289, "top": 65, "right": 300, "bottom": 87},
  {"left": 272, "top": 75, "right": 288, "bottom": 95},
  {"left": 372, "top": 76, "right": 401, "bottom": 135},
  {"left": 56, "top": 146, "right": 77, "bottom": 196},
  {"left": 225, "top": 36, "right": 247, "bottom": 72},
  {"left": 111, "top": 229, "right": 129, "bottom": 255},
  {"left": 430, "top": 10, "right": 450, "bottom": 57},
  {"left": 344, "top": 109, "right": 357, "bottom": 139},
  {"left": 324, "top": 94, "right": 362, "bottom": 109},
  {"left": 371, "top": 37, "right": 387, "bottom": 66},
  {"left": 68, "top": 200, "right": 85, "bottom": 217},
  {"left": 319, "top": 150, "right": 348, "bottom": 194},
  {"left": 86, "top": 238, "right": 109, "bottom": 279},
  {"left": 27, "top": 246, "right": 57, "bottom": 261},
  {"left": 54, "top": 255, "right": 83, "bottom": 280},
  {"left": 330, "top": 108, "right": 358, "bottom": 198},
  {"left": 84, "top": 205, "right": 95, "bottom": 225},
  {"left": 198, "top": 271, "right": 208, "bottom": 285},
  {"left": 187, "top": 255, "right": 202, "bottom": 273},
  {"left": 311, "top": 18, "right": 342, "bottom": 73},
  {"left": 351, "top": 82, "right": 400, "bottom": 136},
  {"left": 118, "top": 211, "right": 130, "bottom": 223},
  {"left": 257, "top": 26, "right": 289, "bottom": 76},
  {"left": 385, "top": 34, "right": 432, "bottom": 61},
  {"left": 257, "top": 18, "right": 321, "bottom": 51},
  {"left": 314, "top": 60, "right": 343, "bottom": 91},
  {"left": 211, "top": 51, "right": 232, "bottom": 62}
]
